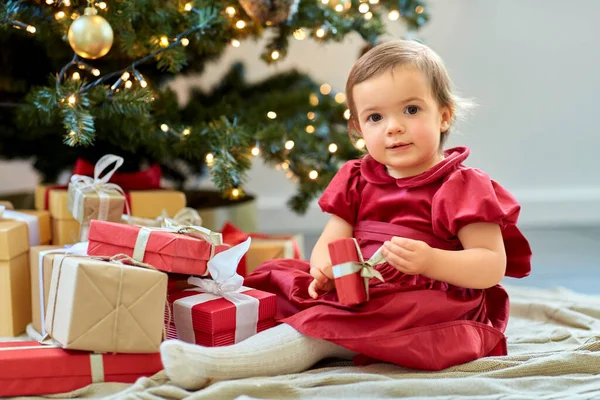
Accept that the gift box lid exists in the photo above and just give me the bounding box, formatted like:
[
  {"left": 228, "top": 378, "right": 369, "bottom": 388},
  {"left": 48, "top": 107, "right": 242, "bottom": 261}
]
[{"left": 167, "top": 287, "right": 277, "bottom": 334}]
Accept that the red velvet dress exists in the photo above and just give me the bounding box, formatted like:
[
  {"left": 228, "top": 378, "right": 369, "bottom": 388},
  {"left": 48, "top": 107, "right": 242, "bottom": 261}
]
[{"left": 244, "top": 146, "right": 532, "bottom": 370}]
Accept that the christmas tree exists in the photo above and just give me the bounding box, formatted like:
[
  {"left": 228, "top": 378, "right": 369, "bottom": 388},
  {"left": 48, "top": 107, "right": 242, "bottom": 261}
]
[{"left": 0, "top": 0, "right": 429, "bottom": 213}]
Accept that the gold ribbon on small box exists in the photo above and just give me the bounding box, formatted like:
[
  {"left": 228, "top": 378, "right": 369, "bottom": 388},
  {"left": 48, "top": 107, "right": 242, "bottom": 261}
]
[{"left": 331, "top": 239, "right": 386, "bottom": 301}]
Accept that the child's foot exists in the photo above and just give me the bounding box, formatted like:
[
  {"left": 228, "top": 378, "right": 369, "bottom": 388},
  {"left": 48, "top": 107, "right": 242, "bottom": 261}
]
[{"left": 160, "top": 340, "right": 211, "bottom": 390}]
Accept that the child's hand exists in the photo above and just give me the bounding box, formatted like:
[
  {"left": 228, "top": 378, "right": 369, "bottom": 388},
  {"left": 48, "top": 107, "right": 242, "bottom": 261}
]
[
  {"left": 308, "top": 267, "right": 335, "bottom": 299},
  {"left": 382, "top": 237, "right": 433, "bottom": 276}
]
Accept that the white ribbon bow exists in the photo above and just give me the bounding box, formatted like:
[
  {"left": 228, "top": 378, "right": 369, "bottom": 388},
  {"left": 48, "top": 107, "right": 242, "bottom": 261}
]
[
  {"left": 332, "top": 239, "right": 386, "bottom": 301},
  {"left": 70, "top": 154, "right": 131, "bottom": 222},
  {"left": 173, "top": 238, "right": 259, "bottom": 344}
]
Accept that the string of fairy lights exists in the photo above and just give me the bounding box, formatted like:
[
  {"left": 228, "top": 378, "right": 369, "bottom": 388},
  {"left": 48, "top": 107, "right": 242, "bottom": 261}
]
[{"left": 6, "top": 0, "right": 423, "bottom": 198}]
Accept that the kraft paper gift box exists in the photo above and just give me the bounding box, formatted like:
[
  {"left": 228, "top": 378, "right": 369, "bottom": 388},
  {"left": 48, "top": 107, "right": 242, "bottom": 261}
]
[
  {"left": 168, "top": 238, "right": 277, "bottom": 346},
  {"left": 67, "top": 155, "right": 127, "bottom": 242},
  {"left": 87, "top": 219, "right": 229, "bottom": 276},
  {"left": 0, "top": 206, "right": 51, "bottom": 336},
  {"left": 0, "top": 341, "right": 162, "bottom": 397},
  {"left": 29, "top": 243, "right": 88, "bottom": 336},
  {"left": 221, "top": 222, "right": 305, "bottom": 276},
  {"left": 44, "top": 254, "right": 167, "bottom": 353},
  {"left": 329, "top": 238, "right": 385, "bottom": 306}
]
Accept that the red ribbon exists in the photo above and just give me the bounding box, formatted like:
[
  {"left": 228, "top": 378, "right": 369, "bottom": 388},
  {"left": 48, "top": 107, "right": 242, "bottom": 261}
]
[
  {"left": 220, "top": 222, "right": 302, "bottom": 277},
  {"left": 72, "top": 158, "right": 162, "bottom": 191}
]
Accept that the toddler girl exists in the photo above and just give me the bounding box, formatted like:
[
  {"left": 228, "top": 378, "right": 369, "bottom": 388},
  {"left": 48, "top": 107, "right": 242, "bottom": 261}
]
[{"left": 161, "top": 40, "right": 532, "bottom": 389}]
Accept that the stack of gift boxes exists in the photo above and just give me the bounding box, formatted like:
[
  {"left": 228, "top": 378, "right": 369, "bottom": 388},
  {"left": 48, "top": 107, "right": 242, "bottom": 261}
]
[{"left": 0, "top": 154, "right": 305, "bottom": 397}]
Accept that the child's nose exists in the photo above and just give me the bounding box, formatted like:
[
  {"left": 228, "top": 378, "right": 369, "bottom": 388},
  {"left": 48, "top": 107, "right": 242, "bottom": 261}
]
[{"left": 386, "top": 117, "right": 405, "bottom": 135}]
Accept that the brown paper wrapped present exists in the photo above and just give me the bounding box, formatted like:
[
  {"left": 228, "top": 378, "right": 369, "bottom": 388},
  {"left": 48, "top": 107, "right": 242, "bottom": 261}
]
[
  {"left": 0, "top": 205, "right": 51, "bottom": 336},
  {"left": 45, "top": 254, "right": 167, "bottom": 353},
  {"left": 67, "top": 155, "right": 126, "bottom": 225},
  {"left": 0, "top": 252, "right": 30, "bottom": 336}
]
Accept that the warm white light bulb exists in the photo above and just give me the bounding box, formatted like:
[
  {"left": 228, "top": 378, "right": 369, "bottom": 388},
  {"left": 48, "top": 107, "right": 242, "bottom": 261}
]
[
  {"left": 271, "top": 50, "right": 280, "bottom": 60},
  {"left": 284, "top": 140, "right": 295, "bottom": 150},
  {"left": 251, "top": 146, "right": 260, "bottom": 156},
  {"left": 236, "top": 20, "right": 246, "bottom": 29},
  {"left": 328, "top": 143, "right": 338, "bottom": 153},
  {"left": 161, "top": 124, "right": 169, "bottom": 132},
  {"left": 225, "top": 6, "right": 236, "bottom": 16},
  {"left": 356, "top": 138, "right": 366, "bottom": 149},
  {"left": 72, "top": 72, "right": 80, "bottom": 80},
  {"left": 231, "top": 39, "right": 241, "bottom": 47},
  {"left": 180, "top": 38, "right": 190, "bottom": 46},
  {"left": 320, "top": 84, "right": 331, "bottom": 95},
  {"left": 308, "top": 170, "right": 319, "bottom": 180},
  {"left": 267, "top": 111, "right": 277, "bottom": 119},
  {"left": 343, "top": 109, "right": 351, "bottom": 120},
  {"left": 305, "top": 125, "right": 315, "bottom": 134},
  {"left": 335, "top": 93, "right": 346, "bottom": 103},
  {"left": 388, "top": 10, "right": 400, "bottom": 21},
  {"left": 293, "top": 29, "right": 307, "bottom": 40}
]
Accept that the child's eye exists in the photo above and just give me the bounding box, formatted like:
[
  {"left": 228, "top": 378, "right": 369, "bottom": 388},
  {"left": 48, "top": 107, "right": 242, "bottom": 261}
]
[
  {"left": 367, "top": 113, "right": 382, "bottom": 123},
  {"left": 404, "top": 105, "right": 420, "bottom": 115}
]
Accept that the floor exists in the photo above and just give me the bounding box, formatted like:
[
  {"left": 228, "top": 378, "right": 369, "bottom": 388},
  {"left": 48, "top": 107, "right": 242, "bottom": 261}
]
[{"left": 302, "top": 227, "right": 600, "bottom": 296}]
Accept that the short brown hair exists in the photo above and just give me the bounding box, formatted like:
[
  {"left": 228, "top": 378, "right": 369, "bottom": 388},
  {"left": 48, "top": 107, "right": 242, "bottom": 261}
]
[{"left": 345, "top": 40, "right": 473, "bottom": 148}]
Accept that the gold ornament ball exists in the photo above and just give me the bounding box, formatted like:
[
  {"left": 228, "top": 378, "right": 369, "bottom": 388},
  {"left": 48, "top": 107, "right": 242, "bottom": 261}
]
[{"left": 68, "top": 7, "right": 113, "bottom": 59}]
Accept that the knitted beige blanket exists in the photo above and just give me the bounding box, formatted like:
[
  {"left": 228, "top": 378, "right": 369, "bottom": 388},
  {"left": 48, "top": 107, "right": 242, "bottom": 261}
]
[{"left": 11, "top": 285, "right": 600, "bottom": 399}]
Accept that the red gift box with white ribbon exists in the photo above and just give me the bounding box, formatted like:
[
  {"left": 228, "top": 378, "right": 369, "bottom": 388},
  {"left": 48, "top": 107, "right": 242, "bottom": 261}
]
[
  {"left": 87, "top": 219, "right": 229, "bottom": 275},
  {"left": 329, "top": 238, "right": 386, "bottom": 306},
  {"left": 0, "top": 341, "right": 162, "bottom": 397},
  {"left": 167, "top": 238, "right": 277, "bottom": 346}
]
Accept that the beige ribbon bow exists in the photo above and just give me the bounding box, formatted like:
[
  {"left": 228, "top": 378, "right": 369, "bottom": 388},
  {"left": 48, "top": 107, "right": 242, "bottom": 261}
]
[
  {"left": 331, "top": 239, "right": 386, "bottom": 301},
  {"left": 70, "top": 154, "right": 131, "bottom": 221}
]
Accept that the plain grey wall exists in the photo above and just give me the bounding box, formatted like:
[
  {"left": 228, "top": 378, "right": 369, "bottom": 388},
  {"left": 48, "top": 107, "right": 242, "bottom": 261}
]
[{"left": 1, "top": 0, "right": 598, "bottom": 233}]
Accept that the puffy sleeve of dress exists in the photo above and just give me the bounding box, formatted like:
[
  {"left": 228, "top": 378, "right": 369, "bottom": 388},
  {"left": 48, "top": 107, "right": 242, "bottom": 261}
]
[
  {"left": 432, "top": 168, "right": 532, "bottom": 278},
  {"left": 318, "top": 159, "right": 363, "bottom": 226}
]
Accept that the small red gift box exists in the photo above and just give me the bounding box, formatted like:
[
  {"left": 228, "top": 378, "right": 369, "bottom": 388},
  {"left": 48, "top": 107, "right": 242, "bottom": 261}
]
[
  {"left": 329, "top": 238, "right": 385, "bottom": 306},
  {"left": 87, "top": 220, "right": 229, "bottom": 275},
  {"left": 168, "top": 284, "right": 277, "bottom": 346},
  {"left": 0, "top": 341, "right": 162, "bottom": 397}
]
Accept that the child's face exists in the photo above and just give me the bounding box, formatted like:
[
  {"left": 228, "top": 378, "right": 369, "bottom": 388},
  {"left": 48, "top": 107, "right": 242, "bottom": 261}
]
[{"left": 352, "top": 66, "right": 452, "bottom": 178}]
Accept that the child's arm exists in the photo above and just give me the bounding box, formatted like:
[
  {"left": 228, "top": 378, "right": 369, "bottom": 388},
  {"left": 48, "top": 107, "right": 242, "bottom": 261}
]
[
  {"left": 382, "top": 222, "right": 507, "bottom": 289},
  {"left": 308, "top": 215, "right": 353, "bottom": 298}
]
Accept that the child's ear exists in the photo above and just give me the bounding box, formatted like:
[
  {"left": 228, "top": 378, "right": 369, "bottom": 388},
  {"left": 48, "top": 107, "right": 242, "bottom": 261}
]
[{"left": 440, "top": 106, "right": 453, "bottom": 133}]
